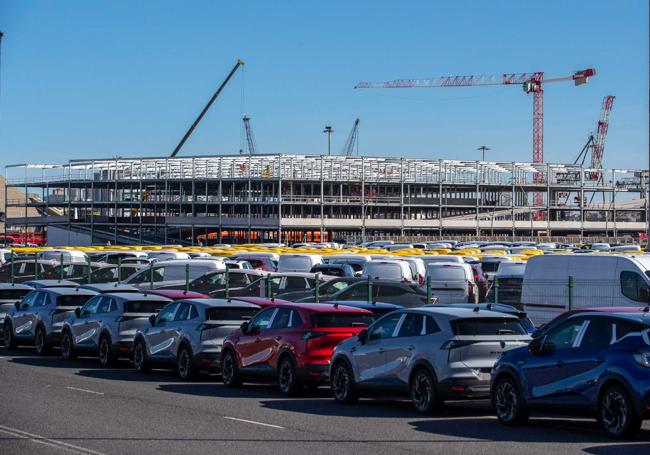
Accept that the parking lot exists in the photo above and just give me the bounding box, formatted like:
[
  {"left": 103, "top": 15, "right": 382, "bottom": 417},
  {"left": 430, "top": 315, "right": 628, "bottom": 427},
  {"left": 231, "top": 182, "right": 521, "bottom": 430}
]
[{"left": 1, "top": 348, "right": 648, "bottom": 455}]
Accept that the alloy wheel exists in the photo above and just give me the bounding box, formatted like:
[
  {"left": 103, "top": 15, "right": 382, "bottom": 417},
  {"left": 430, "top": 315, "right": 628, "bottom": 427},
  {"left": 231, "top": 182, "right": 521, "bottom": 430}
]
[
  {"left": 278, "top": 358, "right": 295, "bottom": 394},
  {"left": 99, "top": 338, "right": 110, "bottom": 366},
  {"left": 332, "top": 364, "right": 350, "bottom": 401},
  {"left": 178, "top": 348, "right": 191, "bottom": 379},
  {"left": 61, "top": 332, "right": 72, "bottom": 359},
  {"left": 35, "top": 328, "right": 45, "bottom": 354},
  {"left": 495, "top": 380, "right": 518, "bottom": 422},
  {"left": 601, "top": 389, "right": 629, "bottom": 436},
  {"left": 411, "top": 372, "right": 433, "bottom": 412}
]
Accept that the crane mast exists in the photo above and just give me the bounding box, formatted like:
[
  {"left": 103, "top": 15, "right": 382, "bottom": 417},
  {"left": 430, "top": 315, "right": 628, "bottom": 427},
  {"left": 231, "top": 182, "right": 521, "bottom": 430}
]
[
  {"left": 340, "top": 118, "right": 360, "bottom": 156},
  {"left": 591, "top": 95, "right": 615, "bottom": 170}
]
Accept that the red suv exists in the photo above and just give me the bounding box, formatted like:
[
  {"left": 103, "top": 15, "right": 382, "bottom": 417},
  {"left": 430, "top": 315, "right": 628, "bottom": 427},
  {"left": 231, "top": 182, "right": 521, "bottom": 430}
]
[{"left": 221, "top": 302, "right": 373, "bottom": 395}]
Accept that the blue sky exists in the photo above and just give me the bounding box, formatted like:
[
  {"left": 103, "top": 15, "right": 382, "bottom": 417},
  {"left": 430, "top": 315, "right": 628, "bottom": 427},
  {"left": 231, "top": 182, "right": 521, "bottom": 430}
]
[{"left": 0, "top": 0, "right": 647, "bottom": 170}]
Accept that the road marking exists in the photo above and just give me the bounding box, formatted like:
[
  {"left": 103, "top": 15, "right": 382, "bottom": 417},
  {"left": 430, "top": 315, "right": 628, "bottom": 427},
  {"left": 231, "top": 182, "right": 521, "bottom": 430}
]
[
  {"left": 65, "top": 386, "right": 105, "bottom": 396},
  {"left": 223, "top": 416, "right": 284, "bottom": 429},
  {"left": 0, "top": 424, "right": 106, "bottom": 455}
]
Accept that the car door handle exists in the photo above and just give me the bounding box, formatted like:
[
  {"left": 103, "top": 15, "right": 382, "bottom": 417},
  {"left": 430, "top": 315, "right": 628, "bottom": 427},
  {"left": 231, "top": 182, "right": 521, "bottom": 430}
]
[{"left": 407, "top": 345, "right": 415, "bottom": 351}]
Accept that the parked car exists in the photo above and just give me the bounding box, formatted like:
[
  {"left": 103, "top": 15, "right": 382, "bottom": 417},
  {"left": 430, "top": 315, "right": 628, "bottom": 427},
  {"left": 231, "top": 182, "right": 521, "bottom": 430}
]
[
  {"left": 317, "top": 280, "right": 430, "bottom": 307},
  {"left": 42, "top": 262, "right": 105, "bottom": 281},
  {"left": 124, "top": 260, "right": 226, "bottom": 290},
  {"left": 491, "top": 309, "right": 650, "bottom": 438},
  {"left": 330, "top": 307, "right": 530, "bottom": 413},
  {"left": 276, "top": 277, "right": 363, "bottom": 302},
  {"left": 38, "top": 249, "right": 88, "bottom": 264},
  {"left": 210, "top": 272, "right": 332, "bottom": 299},
  {"left": 132, "top": 298, "right": 261, "bottom": 379},
  {"left": 522, "top": 254, "right": 650, "bottom": 325},
  {"left": 221, "top": 302, "right": 373, "bottom": 395},
  {"left": 21, "top": 279, "right": 79, "bottom": 289},
  {"left": 0, "top": 259, "right": 58, "bottom": 283},
  {"left": 486, "top": 261, "right": 526, "bottom": 307},
  {"left": 310, "top": 263, "right": 355, "bottom": 278},
  {"left": 224, "top": 260, "right": 253, "bottom": 270},
  {"left": 71, "top": 263, "right": 145, "bottom": 284},
  {"left": 0, "top": 283, "right": 34, "bottom": 338},
  {"left": 466, "top": 261, "right": 489, "bottom": 302},
  {"left": 480, "top": 256, "right": 513, "bottom": 282},
  {"left": 277, "top": 254, "right": 323, "bottom": 273},
  {"left": 317, "top": 300, "right": 402, "bottom": 317},
  {"left": 60, "top": 292, "right": 172, "bottom": 366},
  {"left": 146, "top": 251, "right": 192, "bottom": 262},
  {"left": 424, "top": 262, "right": 479, "bottom": 304},
  {"left": 229, "top": 253, "right": 279, "bottom": 272},
  {"left": 143, "top": 289, "right": 209, "bottom": 300},
  {"left": 77, "top": 283, "right": 140, "bottom": 294},
  {"left": 98, "top": 251, "right": 149, "bottom": 264},
  {"left": 0, "top": 249, "right": 14, "bottom": 265},
  {"left": 3, "top": 287, "right": 98, "bottom": 354},
  {"left": 361, "top": 260, "right": 414, "bottom": 283},
  {"left": 433, "top": 303, "right": 535, "bottom": 334},
  {"left": 324, "top": 254, "right": 371, "bottom": 275}
]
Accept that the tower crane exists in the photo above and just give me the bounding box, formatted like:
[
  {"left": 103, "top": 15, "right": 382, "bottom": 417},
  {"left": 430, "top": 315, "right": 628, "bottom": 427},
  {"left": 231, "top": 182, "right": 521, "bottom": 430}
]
[
  {"left": 242, "top": 114, "right": 258, "bottom": 154},
  {"left": 355, "top": 68, "right": 596, "bottom": 167},
  {"left": 340, "top": 118, "right": 360, "bottom": 156},
  {"left": 573, "top": 95, "right": 615, "bottom": 175}
]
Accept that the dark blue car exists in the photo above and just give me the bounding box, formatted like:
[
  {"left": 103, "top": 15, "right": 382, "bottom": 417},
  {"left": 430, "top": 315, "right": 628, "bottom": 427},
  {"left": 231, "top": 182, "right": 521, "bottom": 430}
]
[{"left": 491, "top": 310, "right": 650, "bottom": 438}]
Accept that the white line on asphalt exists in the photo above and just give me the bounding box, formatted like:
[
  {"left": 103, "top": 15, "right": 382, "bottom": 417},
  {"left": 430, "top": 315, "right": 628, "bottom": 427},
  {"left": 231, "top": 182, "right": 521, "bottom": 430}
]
[
  {"left": 65, "top": 386, "right": 105, "bottom": 396},
  {"left": 0, "top": 424, "right": 106, "bottom": 455},
  {"left": 223, "top": 416, "right": 284, "bottom": 429}
]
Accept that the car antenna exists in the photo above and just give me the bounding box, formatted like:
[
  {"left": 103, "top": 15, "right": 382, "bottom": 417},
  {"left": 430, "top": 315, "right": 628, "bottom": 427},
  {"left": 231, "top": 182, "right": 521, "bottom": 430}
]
[
  {"left": 473, "top": 306, "right": 480, "bottom": 312},
  {"left": 486, "top": 303, "right": 493, "bottom": 310}
]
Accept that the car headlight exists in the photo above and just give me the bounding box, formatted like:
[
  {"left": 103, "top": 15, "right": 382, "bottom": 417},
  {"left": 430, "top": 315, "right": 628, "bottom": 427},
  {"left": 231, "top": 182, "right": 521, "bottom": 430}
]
[{"left": 633, "top": 351, "right": 650, "bottom": 368}]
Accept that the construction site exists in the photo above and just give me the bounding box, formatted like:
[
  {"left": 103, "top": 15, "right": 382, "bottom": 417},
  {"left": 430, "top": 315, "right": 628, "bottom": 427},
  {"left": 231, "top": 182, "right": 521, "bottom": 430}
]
[{"left": 2, "top": 58, "right": 648, "bottom": 245}]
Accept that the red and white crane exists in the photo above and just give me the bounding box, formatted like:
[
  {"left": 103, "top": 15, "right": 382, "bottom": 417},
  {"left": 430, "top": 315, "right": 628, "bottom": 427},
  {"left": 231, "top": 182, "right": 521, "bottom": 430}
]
[{"left": 355, "top": 68, "right": 596, "bottom": 166}]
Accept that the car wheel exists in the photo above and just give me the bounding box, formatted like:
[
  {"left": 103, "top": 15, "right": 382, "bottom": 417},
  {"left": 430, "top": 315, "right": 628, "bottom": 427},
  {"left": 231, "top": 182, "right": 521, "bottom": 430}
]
[
  {"left": 60, "top": 330, "right": 76, "bottom": 360},
  {"left": 133, "top": 339, "right": 150, "bottom": 373},
  {"left": 98, "top": 335, "right": 115, "bottom": 367},
  {"left": 221, "top": 349, "right": 242, "bottom": 387},
  {"left": 493, "top": 376, "right": 529, "bottom": 426},
  {"left": 331, "top": 361, "right": 358, "bottom": 404},
  {"left": 599, "top": 385, "right": 641, "bottom": 439},
  {"left": 177, "top": 345, "right": 197, "bottom": 380},
  {"left": 278, "top": 355, "right": 299, "bottom": 396},
  {"left": 3, "top": 322, "right": 16, "bottom": 349},
  {"left": 410, "top": 368, "right": 440, "bottom": 414},
  {"left": 34, "top": 325, "right": 49, "bottom": 356}
]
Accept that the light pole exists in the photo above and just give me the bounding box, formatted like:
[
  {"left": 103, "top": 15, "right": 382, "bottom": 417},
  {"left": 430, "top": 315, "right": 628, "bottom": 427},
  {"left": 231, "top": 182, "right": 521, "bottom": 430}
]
[
  {"left": 477, "top": 145, "right": 490, "bottom": 161},
  {"left": 323, "top": 125, "right": 334, "bottom": 156}
]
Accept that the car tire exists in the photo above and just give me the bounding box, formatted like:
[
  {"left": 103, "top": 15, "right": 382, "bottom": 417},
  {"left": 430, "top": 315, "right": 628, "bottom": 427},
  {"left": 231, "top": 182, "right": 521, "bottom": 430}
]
[
  {"left": 34, "top": 325, "right": 49, "bottom": 356},
  {"left": 410, "top": 368, "right": 440, "bottom": 414},
  {"left": 133, "top": 339, "right": 150, "bottom": 373},
  {"left": 277, "top": 355, "right": 299, "bottom": 396},
  {"left": 221, "top": 349, "right": 242, "bottom": 388},
  {"left": 177, "top": 344, "right": 197, "bottom": 380},
  {"left": 331, "top": 361, "right": 358, "bottom": 404},
  {"left": 3, "top": 322, "right": 16, "bottom": 349},
  {"left": 98, "top": 335, "right": 115, "bottom": 367},
  {"left": 492, "top": 375, "right": 529, "bottom": 426},
  {"left": 598, "top": 385, "right": 642, "bottom": 439},
  {"left": 60, "top": 329, "right": 76, "bottom": 360}
]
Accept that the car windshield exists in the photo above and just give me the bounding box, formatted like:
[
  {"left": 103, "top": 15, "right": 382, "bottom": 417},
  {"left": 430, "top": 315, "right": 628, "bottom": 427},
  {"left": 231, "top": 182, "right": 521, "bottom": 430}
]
[
  {"left": 57, "top": 295, "right": 94, "bottom": 307},
  {"left": 206, "top": 307, "right": 258, "bottom": 321},
  {"left": 0, "top": 289, "right": 31, "bottom": 300},
  {"left": 452, "top": 317, "right": 526, "bottom": 335},
  {"left": 311, "top": 312, "right": 373, "bottom": 328},
  {"left": 481, "top": 262, "right": 501, "bottom": 273},
  {"left": 123, "top": 301, "right": 168, "bottom": 313}
]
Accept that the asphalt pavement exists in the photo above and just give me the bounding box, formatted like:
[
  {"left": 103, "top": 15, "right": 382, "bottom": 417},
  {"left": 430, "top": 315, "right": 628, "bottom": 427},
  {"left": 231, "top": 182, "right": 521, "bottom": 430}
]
[{"left": 0, "top": 348, "right": 648, "bottom": 455}]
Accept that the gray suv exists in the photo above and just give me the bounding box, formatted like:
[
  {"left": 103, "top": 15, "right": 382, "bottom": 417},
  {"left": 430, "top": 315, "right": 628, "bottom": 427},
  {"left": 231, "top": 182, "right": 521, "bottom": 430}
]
[
  {"left": 0, "top": 283, "right": 33, "bottom": 338},
  {"left": 329, "top": 307, "right": 530, "bottom": 413},
  {"left": 132, "top": 298, "right": 260, "bottom": 380},
  {"left": 60, "top": 292, "right": 171, "bottom": 366},
  {"left": 3, "top": 287, "right": 98, "bottom": 354}
]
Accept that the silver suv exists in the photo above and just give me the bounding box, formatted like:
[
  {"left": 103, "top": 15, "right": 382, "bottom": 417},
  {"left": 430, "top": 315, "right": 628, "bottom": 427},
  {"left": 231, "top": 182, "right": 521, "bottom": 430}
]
[
  {"left": 329, "top": 307, "right": 530, "bottom": 413},
  {"left": 3, "top": 287, "right": 98, "bottom": 354},
  {"left": 132, "top": 298, "right": 260, "bottom": 380},
  {"left": 60, "top": 292, "right": 171, "bottom": 366},
  {"left": 0, "top": 283, "right": 33, "bottom": 339}
]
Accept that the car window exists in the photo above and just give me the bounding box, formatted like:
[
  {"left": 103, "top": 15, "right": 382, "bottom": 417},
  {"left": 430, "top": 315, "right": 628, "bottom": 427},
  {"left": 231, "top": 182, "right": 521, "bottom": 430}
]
[
  {"left": 229, "top": 273, "right": 249, "bottom": 287},
  {"left": 156, "top": 302, "right": 179, "bottom": 323},
  {"left": 580, "top": 318, "right": 614, "bottom": 348},
  {"left": 96, "top": 297, "right": 114, "bottom": 313},
  {"left": 174, "top": 303, "right": 192, "bottom": 321},
  {"left": 32, "top": 292, "right": 47, "bottom": 308},
  {"left": 340, "top": 283, "right": 368, "bottom": 300},
  {"left": 620, "top": 271, "right": 649, "bottom": 302},
  {"left": 80, "top": 296, "right": 101, "bottom": 316},
  {"left": 326, "top": 281, "right": 351, "bottom": 295},
  {"left": 613, "top": 319, "right": 645, "bottom": 342},
  {"left": 424, "top": 316, "right": 440, "bottom": 334},
  {"left": 369, "top": 313, "right": 403, "bottom": 341},
  {"left": 285, "top": 277, "right": 308, "bottom": 289},
  {"left": 270, "top": 308, "right": 292, "bottom": 329},
  {"left": 397, "top": 313, "right": 424, "bottom": 337},
  {"left": 249, "top": 307, "right": 276, "bottom": 331},
  {"left": 18, "top": 291, "right": 38, "bottom": 309},
  {"left": 0, "top": 289, "right": 31, "bottom": 300},
  {"left": 377, "top": 285, "right": 404, "bottom": 297},
  {"left": 289, "top": 310, "right": 304, "bottom": 327},
  {"left": 130, "top": 267, "right": 164, "bottom": 284},
  {"left": 545, "top": 319, "right": 586, "bottom": 350}
]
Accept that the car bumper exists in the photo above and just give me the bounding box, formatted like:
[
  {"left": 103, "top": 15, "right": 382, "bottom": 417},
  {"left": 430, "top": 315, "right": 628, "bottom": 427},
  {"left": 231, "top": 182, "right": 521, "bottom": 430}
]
[
  {"left": 438, "top": 377, "right": 491, "bottom": 398},
  {"left": 194, "top": 352, "right": 222, "bottom": 371},
  {"left": 298, "top": 364, "right": 329, "bottom": 383}
]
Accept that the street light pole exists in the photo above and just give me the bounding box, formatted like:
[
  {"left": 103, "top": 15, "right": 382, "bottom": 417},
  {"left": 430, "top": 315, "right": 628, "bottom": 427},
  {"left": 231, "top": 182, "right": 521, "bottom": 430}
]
[
  {"left": 477, "top": 145, "right": 490, "bottom": 161},
  {"left": 323, "top": 125, "right": 334, "bottom": 156}
]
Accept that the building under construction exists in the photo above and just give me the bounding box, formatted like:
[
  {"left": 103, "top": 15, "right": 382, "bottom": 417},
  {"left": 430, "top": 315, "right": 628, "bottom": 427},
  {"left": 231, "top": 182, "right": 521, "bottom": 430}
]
[{"left": 3, "top": 154, "right": 648, "bottom": 245}]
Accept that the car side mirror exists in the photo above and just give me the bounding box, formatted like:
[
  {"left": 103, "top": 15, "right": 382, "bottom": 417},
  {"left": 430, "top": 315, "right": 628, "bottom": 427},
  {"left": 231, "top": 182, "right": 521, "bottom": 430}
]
[
  {"left": 14, "top": 301, "right": 20, "bottom": 311},
  {"left": 240, "top": 321, "right": 249, "bottom": 334},
  {"left": 74, "top": 307, "right": 81, "bottom": 318},
  {"left": 528, "top": 336, "right": 543, "bottom": 353},
  {"left": 149, "top": 314, "right": 157, "bottom": 327},
  {"left": 358, "top": 329, "right": 369, "bottom": 345}
]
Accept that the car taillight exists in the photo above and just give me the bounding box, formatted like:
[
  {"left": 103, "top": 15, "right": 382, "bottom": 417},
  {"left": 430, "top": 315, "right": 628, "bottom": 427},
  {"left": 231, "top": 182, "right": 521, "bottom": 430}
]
[
  {"left": 633, "top": 351, "right": 650, "bottom": 368},
  {"left": 301, "top": 332, "right": 328, "bottom": 341}
]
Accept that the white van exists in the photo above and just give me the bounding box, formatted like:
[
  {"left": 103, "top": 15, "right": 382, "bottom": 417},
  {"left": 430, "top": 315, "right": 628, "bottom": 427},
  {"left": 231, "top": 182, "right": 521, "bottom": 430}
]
[
  {"left": 420, "top": 255, "right": 464, "bottom": 267},
  {"left": 522, "top": 254, "right": 650, "bottom": 325},
  {"left": 147, "top": 251, "right": 191, "bottom": 262},
  {"left": 325, "top": 254, "right": 371, "bottom": 275},
  {"left": 361, "top": 260, "right": 413, "bottom": 282},
  {"left": 39, "top": 249, "right": 88, "bottom": 264},
  {"left": 480, "top": 256, "right": 513, "bottom": 282},
  {"left": 277, "top": 254, "right": 323, "bottom": 273},
  {"left": 610, "top": 245, "right": 642, "bottom": 253},
  {"left": 424, "top": 262, "right": 478, "bottom": 304}
]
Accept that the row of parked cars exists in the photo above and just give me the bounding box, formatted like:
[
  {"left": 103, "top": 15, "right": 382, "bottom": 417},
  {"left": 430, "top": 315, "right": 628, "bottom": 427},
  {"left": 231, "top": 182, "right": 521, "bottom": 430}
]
[{"left": 0, "top": 242, "right": 649, "bottom": 439}]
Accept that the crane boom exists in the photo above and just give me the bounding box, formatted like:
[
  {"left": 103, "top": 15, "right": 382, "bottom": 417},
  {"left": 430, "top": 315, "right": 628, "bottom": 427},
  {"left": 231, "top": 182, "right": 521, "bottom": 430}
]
[
  {"left": 591, "top": 95, "right": 615, "bottom": 170},
  {"left": 340, "top": 118, "right": 360, "bottom": 156},
  {"left": 170, "top": 59, "right": 245, "bottom": 158},
  {"left": 243, "top": 114, "right": 258, "bottom": 155}
]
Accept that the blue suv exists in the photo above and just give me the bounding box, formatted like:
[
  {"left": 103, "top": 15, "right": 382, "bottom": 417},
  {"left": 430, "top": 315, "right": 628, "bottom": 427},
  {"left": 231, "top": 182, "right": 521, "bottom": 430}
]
[{"left": 491, "top": 310, "right": 650, "bottom": 438}]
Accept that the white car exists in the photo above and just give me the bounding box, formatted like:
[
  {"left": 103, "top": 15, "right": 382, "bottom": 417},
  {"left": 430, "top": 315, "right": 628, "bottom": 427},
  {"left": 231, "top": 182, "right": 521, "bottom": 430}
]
[
  {"left": 277, "top": 254, "right": 323, "bottom": 273},
  {"left": 361, "top": 260, "right": 413, "bottom": 282},
  {"left": 424, "top": 262, "right": 478, "bottom": 304}
]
